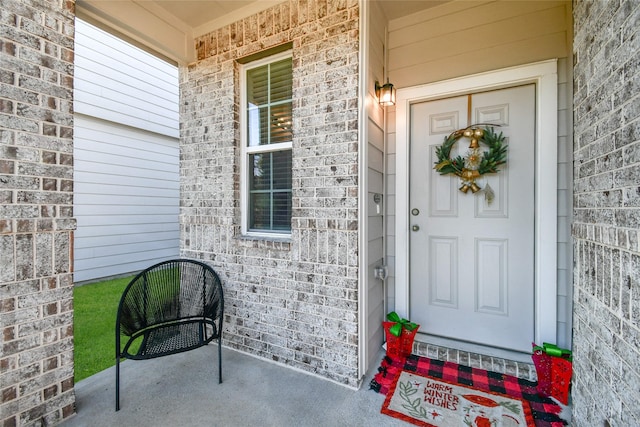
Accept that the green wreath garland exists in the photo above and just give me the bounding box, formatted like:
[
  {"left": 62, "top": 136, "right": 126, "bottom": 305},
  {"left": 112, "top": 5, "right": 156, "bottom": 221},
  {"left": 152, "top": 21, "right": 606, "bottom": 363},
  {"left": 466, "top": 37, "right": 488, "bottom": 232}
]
[{"left": 434, "top": 125, "right": 507, "bottom": 194}]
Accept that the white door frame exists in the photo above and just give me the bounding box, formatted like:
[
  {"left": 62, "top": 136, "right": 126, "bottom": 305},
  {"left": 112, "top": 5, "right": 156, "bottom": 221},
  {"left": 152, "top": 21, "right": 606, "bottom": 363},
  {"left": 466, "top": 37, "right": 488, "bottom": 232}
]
[{"left": 395, "top": 60, "right": 558, "bottom": 347}]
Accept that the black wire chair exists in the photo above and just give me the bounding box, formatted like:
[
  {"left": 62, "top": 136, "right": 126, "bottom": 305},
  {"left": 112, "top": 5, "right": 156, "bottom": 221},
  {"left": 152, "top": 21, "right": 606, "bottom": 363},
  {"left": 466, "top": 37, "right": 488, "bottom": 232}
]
[{"left": 115, "top": 259, "right": 224, "bottom": 411}]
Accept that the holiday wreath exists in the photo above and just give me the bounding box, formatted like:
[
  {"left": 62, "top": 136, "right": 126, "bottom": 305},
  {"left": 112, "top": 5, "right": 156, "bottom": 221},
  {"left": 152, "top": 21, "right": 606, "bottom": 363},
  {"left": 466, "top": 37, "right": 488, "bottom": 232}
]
[{"left": 434, "top": 125, "right": 507, "bottom": 197}]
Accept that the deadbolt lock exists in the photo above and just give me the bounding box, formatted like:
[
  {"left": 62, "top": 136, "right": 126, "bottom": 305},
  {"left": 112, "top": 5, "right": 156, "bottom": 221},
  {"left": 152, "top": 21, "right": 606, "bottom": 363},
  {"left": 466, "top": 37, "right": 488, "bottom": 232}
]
[{"left": 411, "top": 208, "right": 420, "bottom": 216}]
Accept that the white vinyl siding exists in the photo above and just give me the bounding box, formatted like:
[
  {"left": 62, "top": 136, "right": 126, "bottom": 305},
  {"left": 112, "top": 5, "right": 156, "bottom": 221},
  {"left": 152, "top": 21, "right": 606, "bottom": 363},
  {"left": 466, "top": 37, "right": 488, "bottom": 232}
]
[
  {"left": 74, "top": 19, "right": 179, "bottom": 138},
  {"left": 74, "top": 116, "right": 179, "bottom": 282},
  {"left": 73, "top": 19, "right": 179, "bottom": 282},
  {"left": 366, "top": 119, "right": 385, "bottom": 367},
  {"left": 362, "top": 0, "right": 388, "bottom": 374},
  {"left": 555, "top": 57, "right": 573, "bottom": 347},
  {"left": 387, "top": 1, "right": 570, "bottom": 87}
]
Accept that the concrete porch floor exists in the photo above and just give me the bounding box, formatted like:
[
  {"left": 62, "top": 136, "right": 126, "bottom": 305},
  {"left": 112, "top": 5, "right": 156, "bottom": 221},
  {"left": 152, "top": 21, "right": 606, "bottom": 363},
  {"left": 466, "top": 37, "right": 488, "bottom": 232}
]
[{"left": 63, "top": 346, "right": 407, "bottom": 427}]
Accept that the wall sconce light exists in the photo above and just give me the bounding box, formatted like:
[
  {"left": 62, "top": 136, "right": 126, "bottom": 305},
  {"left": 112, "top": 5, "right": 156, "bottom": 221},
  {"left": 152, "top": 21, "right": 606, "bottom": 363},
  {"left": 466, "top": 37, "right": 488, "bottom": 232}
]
[{"left": 375, "top": 79, "right": 396, "bottom": 106}]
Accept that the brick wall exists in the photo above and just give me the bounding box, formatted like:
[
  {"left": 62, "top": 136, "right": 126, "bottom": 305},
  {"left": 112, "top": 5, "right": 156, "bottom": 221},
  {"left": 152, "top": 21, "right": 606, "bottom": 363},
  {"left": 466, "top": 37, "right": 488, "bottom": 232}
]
[
  {"left": 0, "top": 0, "right": 76, "bottom": 425},
  {"left": 572, "top": 0, "right": 640, "bottom": 425},
  {"left": 183, "top": 0, "right": 361, "bottom": 386}
]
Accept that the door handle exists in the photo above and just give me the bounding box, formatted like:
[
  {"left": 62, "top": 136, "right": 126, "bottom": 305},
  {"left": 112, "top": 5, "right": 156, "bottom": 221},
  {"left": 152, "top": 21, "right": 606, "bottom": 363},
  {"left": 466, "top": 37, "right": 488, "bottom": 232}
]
[{"left": 412, "top": 225, "right": 420, "bottom": 232}]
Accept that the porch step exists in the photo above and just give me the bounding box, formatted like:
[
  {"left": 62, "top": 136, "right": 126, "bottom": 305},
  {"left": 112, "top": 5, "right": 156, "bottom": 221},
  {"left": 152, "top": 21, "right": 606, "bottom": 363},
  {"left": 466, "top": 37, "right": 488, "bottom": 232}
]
[{"left": 412, "top": 341, "right": 538, "bottom": 382}]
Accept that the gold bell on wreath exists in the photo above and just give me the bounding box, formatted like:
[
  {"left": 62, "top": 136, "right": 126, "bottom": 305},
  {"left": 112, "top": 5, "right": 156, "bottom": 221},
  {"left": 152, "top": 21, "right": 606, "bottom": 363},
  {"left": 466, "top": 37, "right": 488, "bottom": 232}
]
[
  {"left": 459, "top": 184, "right": 470, "bottom": 193},
  {"left": 470, "top": 183, "right": 481, "bottom": 193},
  {"left": 469, "top": 138, "right": 479, "bottom": 149}
]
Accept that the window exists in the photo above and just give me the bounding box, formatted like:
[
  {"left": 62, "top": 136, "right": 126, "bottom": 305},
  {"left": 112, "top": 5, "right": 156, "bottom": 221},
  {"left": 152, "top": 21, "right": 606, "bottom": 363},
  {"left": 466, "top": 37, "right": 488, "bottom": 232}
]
[{"left": 241, "top": 52, "right": 293, "bottom": 236}]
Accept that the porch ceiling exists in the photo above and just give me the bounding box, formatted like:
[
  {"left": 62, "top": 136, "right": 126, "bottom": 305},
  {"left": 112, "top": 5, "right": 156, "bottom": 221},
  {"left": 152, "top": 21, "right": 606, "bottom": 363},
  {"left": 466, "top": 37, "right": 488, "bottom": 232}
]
[{"left": 75, "top": 0, "right": 447, "bottom": 65}]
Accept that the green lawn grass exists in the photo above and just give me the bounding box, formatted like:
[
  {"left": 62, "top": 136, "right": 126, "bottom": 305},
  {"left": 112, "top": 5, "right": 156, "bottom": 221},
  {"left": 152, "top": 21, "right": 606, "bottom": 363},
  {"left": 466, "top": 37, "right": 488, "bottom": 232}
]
[{"left": 73, "top": 275, "right": 134, "bottom": 382}]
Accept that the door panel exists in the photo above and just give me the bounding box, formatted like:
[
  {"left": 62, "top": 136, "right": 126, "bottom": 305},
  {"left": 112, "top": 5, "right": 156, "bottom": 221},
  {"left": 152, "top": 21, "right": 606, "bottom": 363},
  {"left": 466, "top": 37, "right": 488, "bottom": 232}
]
[{"left": 409, "top": 85, "right": 535, "bottom": 352}]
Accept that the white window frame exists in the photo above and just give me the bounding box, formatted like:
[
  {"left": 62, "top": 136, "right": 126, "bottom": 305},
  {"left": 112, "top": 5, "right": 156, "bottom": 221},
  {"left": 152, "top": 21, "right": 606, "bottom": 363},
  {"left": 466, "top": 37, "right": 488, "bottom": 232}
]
[{"left": 240, "top": 50, "right": 293, "bottom": 238}]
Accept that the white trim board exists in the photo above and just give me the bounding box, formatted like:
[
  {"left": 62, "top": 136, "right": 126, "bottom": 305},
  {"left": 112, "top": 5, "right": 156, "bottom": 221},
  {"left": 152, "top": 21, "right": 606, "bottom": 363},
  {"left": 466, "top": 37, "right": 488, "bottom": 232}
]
[
  {"left": 357, "top": 0, "right": 369, "bottom": 382},
  {"left": 394, "top": 59, "right": 558, "bottom": 349}
]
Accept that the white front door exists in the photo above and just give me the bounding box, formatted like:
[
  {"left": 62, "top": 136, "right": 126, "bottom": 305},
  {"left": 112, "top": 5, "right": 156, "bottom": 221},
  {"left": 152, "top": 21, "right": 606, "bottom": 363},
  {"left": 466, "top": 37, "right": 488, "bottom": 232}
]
[{"left": 408, "top": 84, "right": 535, "bottom": 353}]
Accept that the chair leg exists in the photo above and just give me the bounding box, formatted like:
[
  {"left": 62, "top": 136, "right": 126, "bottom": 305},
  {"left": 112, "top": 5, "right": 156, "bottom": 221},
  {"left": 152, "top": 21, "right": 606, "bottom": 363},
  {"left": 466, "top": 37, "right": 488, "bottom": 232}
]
[
  {"left": 218, "top": 336, "right": 222, "bottom": 384},
  {"left": 115, "top": 357, "right": 120, "bottom": 411}
]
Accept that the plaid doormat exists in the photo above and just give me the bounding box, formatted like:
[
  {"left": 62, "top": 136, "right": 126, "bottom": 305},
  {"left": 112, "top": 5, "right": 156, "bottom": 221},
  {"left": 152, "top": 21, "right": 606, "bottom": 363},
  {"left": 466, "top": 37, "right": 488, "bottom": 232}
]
[{"left": 370, "top": 355, "right": 568, "bottom": 427}]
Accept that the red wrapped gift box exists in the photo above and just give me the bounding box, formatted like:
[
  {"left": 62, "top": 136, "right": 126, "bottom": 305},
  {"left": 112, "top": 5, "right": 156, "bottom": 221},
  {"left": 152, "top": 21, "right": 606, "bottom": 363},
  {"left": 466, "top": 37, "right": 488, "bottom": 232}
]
[
  {"left": 532, "top": 342, "right": 572, "bottom": 405},
  {"left": 383, "top": 321, "right": 419, "bottom": 359}
]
